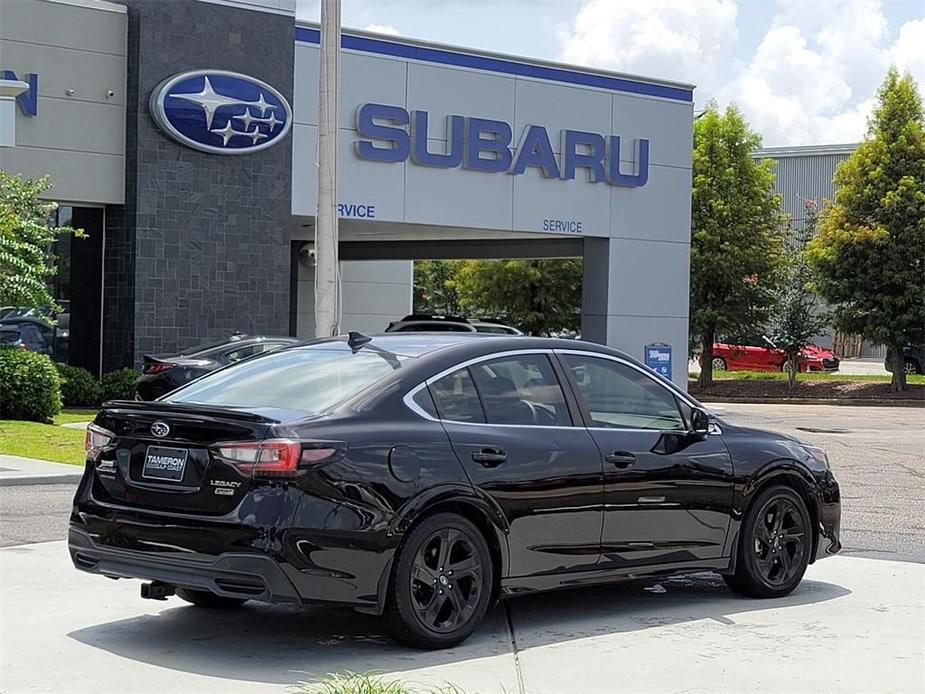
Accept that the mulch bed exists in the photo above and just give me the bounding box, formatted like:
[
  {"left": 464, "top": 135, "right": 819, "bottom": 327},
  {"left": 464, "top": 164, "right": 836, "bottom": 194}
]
[{"left": 689, "top": 379, "right": 925, "bottom": 403}]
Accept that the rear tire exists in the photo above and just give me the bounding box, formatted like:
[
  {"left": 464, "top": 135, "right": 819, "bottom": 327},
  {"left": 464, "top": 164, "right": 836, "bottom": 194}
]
[
  {"left": 904, "top": 359, "right": 921, "bottom": 375},
  {"left": 383, "top": 512, "right": 493, "bottom": 650},
  {"left": 176, "top": 588, "right": 248, "bottom": 608},
  {"left": 724, "top": 486, "right": 811, "bottom": 598}
]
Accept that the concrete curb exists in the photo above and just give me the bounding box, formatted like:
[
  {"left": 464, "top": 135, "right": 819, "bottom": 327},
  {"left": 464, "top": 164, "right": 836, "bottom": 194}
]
[
  {"left": 0, "top": 474, "right": 83, "bottom": 487},
  {"left": 697, "top": 396, "right": 924, "bottom": 407}
]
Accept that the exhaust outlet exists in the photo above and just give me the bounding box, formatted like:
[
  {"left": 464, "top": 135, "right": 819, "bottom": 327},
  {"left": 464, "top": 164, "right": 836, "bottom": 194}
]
[{"left": 140, "top": 581, "right": 175, "bottom": 600}]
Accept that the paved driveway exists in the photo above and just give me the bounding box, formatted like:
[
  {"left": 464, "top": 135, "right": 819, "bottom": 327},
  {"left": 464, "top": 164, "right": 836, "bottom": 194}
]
[{"left": 0, "top": 542, "right": 922, "bottom": 693}]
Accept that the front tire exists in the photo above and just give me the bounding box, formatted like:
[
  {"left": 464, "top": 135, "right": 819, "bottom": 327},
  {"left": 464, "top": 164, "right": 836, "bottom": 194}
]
[
  {"left": 383, "top": 513, "right": 493, "bottom": 649},
  {"left": 904, "top": 359, "right": 921, "bottom": 375},
  {"left": 724, "top": 486, "right": 811, "bottom": 598},
  {"left": 176, "top": 588, "right": 248, "bottom": 608},
  {"left": 712, "top": 357, "right": 727, "bottom": 371}
]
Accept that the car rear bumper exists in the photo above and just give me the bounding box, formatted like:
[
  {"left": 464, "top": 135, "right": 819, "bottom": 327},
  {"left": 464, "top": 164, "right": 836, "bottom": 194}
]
[{"left": 69, "top": 526, "right": 304, "bottom": 603}]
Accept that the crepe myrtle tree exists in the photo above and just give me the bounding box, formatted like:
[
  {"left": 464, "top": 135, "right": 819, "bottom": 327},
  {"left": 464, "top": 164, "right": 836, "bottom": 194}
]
[
  {"left": 690, "top": 104, "right": 785, "bottom": 387},
  {"left": 0, "top": 171, "right": 81, "bottom": 312},
  {"left": 768, "top": 200, "right": 830, "bottom": 390},
  {"left": 808, "top": 68, "right": 925, "bottom": 393}
]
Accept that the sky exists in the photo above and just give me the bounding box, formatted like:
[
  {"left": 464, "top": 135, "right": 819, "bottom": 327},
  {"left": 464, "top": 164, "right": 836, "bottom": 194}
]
[{"left": 295, "top": 0, "right": 925, "bottom": 147}]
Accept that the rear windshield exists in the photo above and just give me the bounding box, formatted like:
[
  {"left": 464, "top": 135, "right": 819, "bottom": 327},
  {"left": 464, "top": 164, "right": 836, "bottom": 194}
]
[{"left": 164, "top": 346, "right": 409, "bottom": 412}]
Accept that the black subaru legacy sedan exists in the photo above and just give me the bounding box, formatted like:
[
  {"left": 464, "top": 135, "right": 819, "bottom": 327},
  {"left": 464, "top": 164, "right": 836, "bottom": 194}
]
[{"left": 70, "top": 334, "right": 841, "bottom": 649}]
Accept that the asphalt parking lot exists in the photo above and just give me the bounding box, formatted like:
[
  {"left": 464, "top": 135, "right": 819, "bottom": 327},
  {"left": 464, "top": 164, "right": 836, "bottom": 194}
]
[{"left": 1, "top": 403, "right": 923, "bottom": 693}]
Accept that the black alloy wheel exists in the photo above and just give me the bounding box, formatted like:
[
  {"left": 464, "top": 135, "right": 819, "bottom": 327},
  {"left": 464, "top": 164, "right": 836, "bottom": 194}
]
[
  {"left": 724, "top": 486, "right": 811, "bottom": 598},
  {"left": 384, "top": 513, "right": 492, "bottom": 649},
  {"left": 904, "top": 359, "right": 921, "bottom": 375}
]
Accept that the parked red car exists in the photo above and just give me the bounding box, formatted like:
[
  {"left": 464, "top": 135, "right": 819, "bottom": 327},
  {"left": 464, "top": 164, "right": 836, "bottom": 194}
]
[{"left": 702, "top": 339, "right": 840, "bottom": 373}]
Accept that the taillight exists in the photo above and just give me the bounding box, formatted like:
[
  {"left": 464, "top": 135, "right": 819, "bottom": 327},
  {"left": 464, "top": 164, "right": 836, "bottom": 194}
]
[
  {"left": 85, "top": 423, "right": 114, "bottom": 461},
  {"left": 213, "top": 439, "right": 338, "bottom": 477},
  {"left": 143, "top": 363, "right": 172, "bottom": 374}
]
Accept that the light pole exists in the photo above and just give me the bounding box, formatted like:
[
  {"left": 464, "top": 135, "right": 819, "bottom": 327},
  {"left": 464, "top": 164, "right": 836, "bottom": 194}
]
[{"left": 314, "top": 0, "right": 342, "bottom": 337}]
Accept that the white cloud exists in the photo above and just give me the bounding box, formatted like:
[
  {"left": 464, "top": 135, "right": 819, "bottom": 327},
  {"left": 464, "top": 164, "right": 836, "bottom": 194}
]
[
  {"left": 557, "top": 0, "right": 739, "bottom": 94},
  {"left": 558, "top": 0, "right": 925, "bottom": 147},
  {"left": 892, "top": 18, "right": 925, "bottom": 84},
  {"left": 363, "top": 23, "right": 400, "bottom": 36}
]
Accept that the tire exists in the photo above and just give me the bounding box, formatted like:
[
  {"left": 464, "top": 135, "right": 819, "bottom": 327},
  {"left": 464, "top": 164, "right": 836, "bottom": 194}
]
[
  {"left": 712, "top": 357, "right": 727, "bottom": 371},
  {"left": 176, "top": 588, "right": 248, "bottom": 608},
  {"left": 904, "top": 359, "right": 921, "bottom": 375},
  {"left": 383, "top": 512, "right": 493, "bottom": 649},
  {"left": 724, "top": 485, "right": 811, "bottom": 598}
]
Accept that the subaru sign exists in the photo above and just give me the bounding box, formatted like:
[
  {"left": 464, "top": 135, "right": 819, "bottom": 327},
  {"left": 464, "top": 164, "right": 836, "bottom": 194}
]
[
  {"left": 2, "top": 70, "right": 38, "bottom": 116},
  {"left": 645, "top": 343, "right": 672, "bottom": 380},
  {"left": 150, "top": 70, "right": 291, "bottom": 155},
  {"left": 354, "top": 102, "right": 649, "bottom": 187}
]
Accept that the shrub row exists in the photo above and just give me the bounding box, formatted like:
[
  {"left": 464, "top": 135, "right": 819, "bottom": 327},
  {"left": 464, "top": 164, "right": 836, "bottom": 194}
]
[{"left": 0, "top": 347, "right": 140, "bottom": 422}]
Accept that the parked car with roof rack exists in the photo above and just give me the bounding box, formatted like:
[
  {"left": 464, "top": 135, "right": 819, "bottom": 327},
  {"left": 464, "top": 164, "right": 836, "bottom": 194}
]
[{"left": 385, "top": 314, "right": 522, "bottom": 335}]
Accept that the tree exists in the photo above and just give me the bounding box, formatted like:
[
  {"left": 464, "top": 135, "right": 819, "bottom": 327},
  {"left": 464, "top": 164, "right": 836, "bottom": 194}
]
[
  {"left": 455, "top": 259, "right": 582, "bottom": 335},
  {"left": 690, "top": 104, "right": 785, "bottom": 387},
  {"left": 767, "top": 200, "right": 830, "bottom": 389},
  {"left": 413, "top": 260, "right": 463, "bottom": 316},
  {"left": 807, "top": 68, "right": 925, "bottom": 393},
  {"left": 0, "top": 172, "right": 81, "bottom": 311}
]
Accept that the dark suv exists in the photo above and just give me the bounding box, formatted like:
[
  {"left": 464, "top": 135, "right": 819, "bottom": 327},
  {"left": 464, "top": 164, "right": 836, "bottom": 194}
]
[{"left": 885, "top": 345, "right": 924, "bottom": 375}]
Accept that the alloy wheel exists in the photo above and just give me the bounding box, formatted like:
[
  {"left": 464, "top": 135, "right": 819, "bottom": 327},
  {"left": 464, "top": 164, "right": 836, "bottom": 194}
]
[
  {"left": 712, "top": 357, "right": 727, "bottom": 371},
  {"left": 752, "top": 496, "right": 807, "bottom": 586},
  {"left": 904, "top": 361, "right": 918, "bottom": 375},
  {"left": 409, "top": 527, "right": 483, "bottom": 633}
]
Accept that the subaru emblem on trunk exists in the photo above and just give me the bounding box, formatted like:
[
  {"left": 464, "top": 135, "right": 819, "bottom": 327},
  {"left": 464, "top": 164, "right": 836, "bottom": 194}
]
[{"left": 151, "top": 421, "right": 170, "bottom": 437}]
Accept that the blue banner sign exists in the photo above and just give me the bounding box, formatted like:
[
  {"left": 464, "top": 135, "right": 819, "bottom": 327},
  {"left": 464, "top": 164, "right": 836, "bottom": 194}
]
[
  {"left": 645, "top": 343, "right": 672, "bottom": 380},
  {"left": 354, "top": 103, "right": 649, "bottom": 187}
]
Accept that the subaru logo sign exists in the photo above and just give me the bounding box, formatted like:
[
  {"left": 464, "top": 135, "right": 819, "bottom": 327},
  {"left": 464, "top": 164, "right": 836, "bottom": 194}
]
[
  {"left": 150, "top": 421, "right": 170, "bottom": 437},
  {"left": 149, "top": 70, "right": 291, "bottom": 155}
]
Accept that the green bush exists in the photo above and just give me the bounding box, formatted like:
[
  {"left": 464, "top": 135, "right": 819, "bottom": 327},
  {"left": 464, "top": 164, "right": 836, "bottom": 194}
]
[
  {"left": 0, "top": 346, "right": 62, "bottom": 422},
  {"left": 56, "top": 363, "right": 102, "bottom": 406},
  {"left": 100, "top": 367, "right": 139, "bottom": 402}
]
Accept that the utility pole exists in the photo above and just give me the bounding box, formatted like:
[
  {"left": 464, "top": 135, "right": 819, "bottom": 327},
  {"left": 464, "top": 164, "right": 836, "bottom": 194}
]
[{"left": 314, "top": 0, "right": 341, "bottom": 337}]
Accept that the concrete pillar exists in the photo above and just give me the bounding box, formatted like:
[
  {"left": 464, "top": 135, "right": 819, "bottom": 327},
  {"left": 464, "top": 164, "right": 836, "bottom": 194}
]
[{"left": 582, "top": 236, "right": 690, "bottom": 389}]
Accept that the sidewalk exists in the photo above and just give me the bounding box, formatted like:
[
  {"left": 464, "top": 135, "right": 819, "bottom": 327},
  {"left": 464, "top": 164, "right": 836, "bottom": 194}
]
[{"left": 0, "top": 455, "right": 84, "bottom": 487}]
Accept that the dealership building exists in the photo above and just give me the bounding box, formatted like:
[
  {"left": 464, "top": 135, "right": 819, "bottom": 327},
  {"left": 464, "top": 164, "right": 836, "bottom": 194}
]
[{"left": 1, "top": 0, "right": 695, "bottom": 387}]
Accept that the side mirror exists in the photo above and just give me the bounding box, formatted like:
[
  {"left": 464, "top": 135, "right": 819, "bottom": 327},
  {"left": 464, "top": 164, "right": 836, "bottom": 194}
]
[{"left": 690, "top": 407, "right": 710, "bottom": 437}]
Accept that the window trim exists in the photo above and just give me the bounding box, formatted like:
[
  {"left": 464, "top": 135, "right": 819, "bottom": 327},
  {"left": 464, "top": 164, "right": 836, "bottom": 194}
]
[
  {"left": 403, "top": 349, "right": 579, "bottom": 429},
  {"left": 554, "top": 349, "right": 693, "bottom": 432}
]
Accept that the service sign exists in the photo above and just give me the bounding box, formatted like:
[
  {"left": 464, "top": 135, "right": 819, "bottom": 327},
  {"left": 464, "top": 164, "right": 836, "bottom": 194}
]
[{"left": 150, "top": 70, "right": 292, "bottom": 155}]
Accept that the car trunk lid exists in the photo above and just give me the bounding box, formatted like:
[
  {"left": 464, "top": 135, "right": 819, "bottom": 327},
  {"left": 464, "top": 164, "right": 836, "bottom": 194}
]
[{"left": 90, "top": 401, "right": 302, "bottom": 515}]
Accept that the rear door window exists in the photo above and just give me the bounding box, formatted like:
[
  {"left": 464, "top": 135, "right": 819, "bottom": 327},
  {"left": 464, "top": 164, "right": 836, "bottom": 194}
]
[
  {"left": 429, "top": 369, "right": 485, "bottom": 423},
  {"left": 469, "top": 354, "right": 571, "bottom": 426}
]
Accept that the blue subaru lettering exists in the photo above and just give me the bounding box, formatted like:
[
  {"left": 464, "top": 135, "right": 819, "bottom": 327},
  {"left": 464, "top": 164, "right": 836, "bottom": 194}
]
[
  {"left": 512, "top": 125, "right": 560, "bottom": 178},
  {"left": 149, "top": 70, "right": 291, "bottom": 155},
  {"left": 411, "top": 111, "right": 464, "bottom": 168},
  {"left": 2, "top": 70, "right": 38, "bottom": 117},
  {"left": 464, "top": 117, "right": 513, "bottom": 173},
  {"left": 355, "top": 103, "right": 410, "bottom": 163},
  {"left": 352, "top": 103, "right": 649, "bottom": 187},
  {"left": 607, "top": 136, "right": 650, "bottom": 187}
]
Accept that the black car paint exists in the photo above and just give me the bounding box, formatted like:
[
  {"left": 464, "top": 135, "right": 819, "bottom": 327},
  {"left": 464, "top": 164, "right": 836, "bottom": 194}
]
[
  {"left": 135, "top": 336, "right": 300, "bottom": 400},
  {"left": 70, "top": 335, "right": 840, "bottom": 615}
]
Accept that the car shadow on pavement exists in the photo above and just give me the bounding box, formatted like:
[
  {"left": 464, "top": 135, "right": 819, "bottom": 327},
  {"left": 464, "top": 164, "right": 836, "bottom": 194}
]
[{"left": 67, "top": 572, "right": 850, "bottom": 686}]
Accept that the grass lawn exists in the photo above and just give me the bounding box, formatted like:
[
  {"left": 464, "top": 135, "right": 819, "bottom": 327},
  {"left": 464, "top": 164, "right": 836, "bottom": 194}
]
[
  {"left": 0, "top": 419, "right": 86, "bottom": 465},
  {"left": 690, "top": 370, "right": 925, "bottom": 384},
  {"left": 0, "top": 408, "right": 96, "bottom": 465}
]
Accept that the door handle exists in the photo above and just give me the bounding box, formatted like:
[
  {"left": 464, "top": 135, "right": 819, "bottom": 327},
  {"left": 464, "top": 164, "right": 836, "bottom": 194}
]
[
  {"left": 605, "top": 451, "right": 636, "bottom": 468},
  {"left": 471, "top": 448, "right": 507, "bottom": 467}
]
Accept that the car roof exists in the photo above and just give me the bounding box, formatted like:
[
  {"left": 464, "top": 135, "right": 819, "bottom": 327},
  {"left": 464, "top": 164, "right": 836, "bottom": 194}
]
[{"left": 298, "top": 332, "right": 627, "bottom": 360}]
